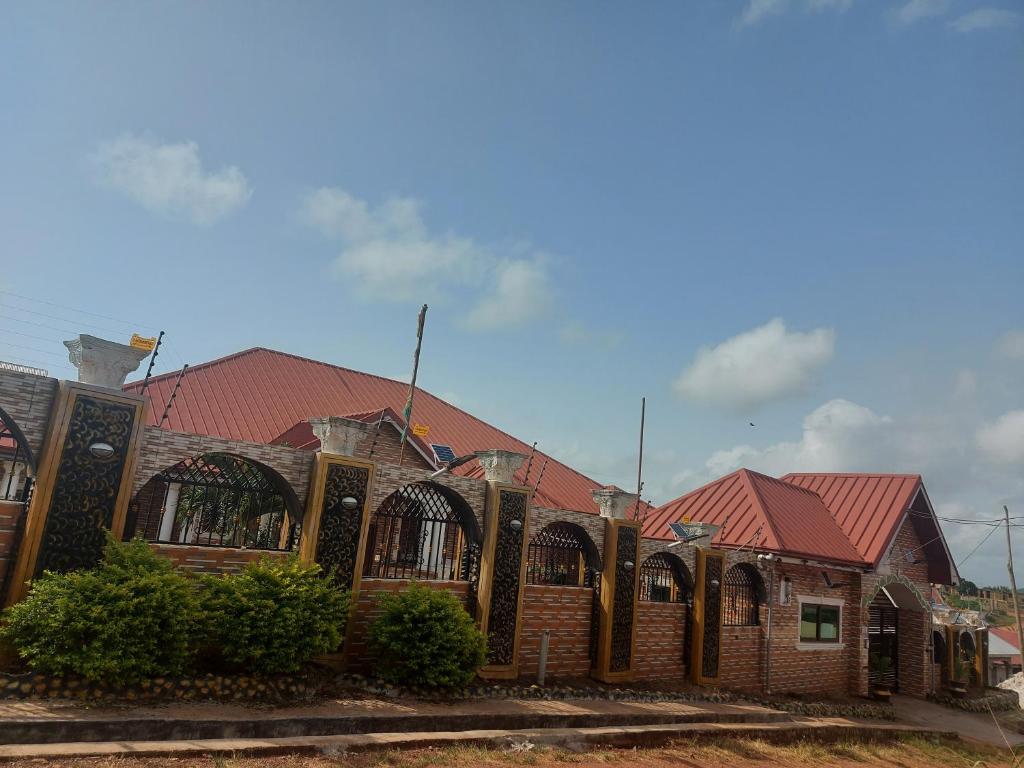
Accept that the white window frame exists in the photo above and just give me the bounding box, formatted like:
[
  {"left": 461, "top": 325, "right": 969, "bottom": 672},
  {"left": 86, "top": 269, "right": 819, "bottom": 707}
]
[{"left": 796, "top": 594, "right": 845, "bottom": 651}]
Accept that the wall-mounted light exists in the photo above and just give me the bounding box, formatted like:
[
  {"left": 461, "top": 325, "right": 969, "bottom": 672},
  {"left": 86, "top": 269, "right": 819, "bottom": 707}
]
[
  {"left": 340, "top": 496, "right": 359, "bottom": 511},
  {"left": 710, "top": 579, "right": 720, "bottom": 588},
  {"left": 623, "top": 560, "right": 634, "bottom": 571},
  {"left": 88, "top": 442, "right": 115, "bottom": 459},
  {"left": 510, "top": 518, "right": 523, "bottom": 533}
]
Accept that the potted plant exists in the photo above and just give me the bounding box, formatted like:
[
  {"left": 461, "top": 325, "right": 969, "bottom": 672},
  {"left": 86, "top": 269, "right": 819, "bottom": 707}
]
[
  {"left": 949, "top": 656, "right": 970, "bottom": 698},
  {"left": 869, "top": 653, "right": 893, "bottom": 702}
]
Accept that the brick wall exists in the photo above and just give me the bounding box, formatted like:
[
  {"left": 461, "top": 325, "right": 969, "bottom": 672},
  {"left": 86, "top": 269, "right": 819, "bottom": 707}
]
[
  {"left": 0, "top": 369, "right": 59, "bottom": 461},
  {"left": 134, "top": 426, "right": 314, "bottom": 507},
  {"left": 530, "top": 506, "right": 605, "bottom": 560},
  {"left": 720, "top": 626, "right": 764, "bottom": 691},
  {"left": 345, "top": 578, "right": 472, "bottom": 672},
  {"left": 518, "top": 584, "right": 595, "bottom": 679},
  {"left": 352, "top": 424, "right": 433, "bottom": 471},
  {"left": 147, "top": 542, "right": 288, "bottom": 574},
  {"left": 898, "top": 608, "right": 929, "bottom": 697},
  {"left": 635, "top": 601, "right": 688, "bottom": 681}
]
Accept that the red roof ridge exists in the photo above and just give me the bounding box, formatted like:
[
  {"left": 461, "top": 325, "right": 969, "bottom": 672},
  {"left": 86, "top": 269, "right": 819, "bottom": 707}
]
[
  {"left": 782, "top": 472, "right": 922, "bottom": 480},
  {"left": 738, "top": 470, "right": 783, "bottom": 550}
]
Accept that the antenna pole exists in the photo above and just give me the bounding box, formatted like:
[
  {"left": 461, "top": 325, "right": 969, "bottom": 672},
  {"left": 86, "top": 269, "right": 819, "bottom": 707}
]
[
  {"left": 138, "top": 331, "right": 164, "bottom": 396},
  {"left": 368, "top": 408, "right": 386, "bottom": 460},
  {"left": 1005, "top": 505, "right": 1024, "bottom": 659},
  {"left": 399, "top": 304, "right": 428, "bottom": 466},
  {"left": 634, "top": 396, "right": 646, "bottom": 520},
  {"left": 523, "top": 442, "right": 537, "bottom": 486},
  {"left": 158, "top": 364, "right": 188, "bottom": 427}
]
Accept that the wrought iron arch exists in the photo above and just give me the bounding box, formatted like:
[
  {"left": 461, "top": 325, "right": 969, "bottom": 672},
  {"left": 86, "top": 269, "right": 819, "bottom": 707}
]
[
  {"left": 0, "top": 405, "right": 35, "bottom": 501},
  {"left": 959, "top": 629, "right": 976, "bottom": 661},
  {"left": 932, "top": 629, "right": 946, "bottom": 665},
  {"left": 124, "top": 452, "right": 301, "bottom": 550},
  {"left": 362, "top": 481, "right": 481, "bottom": 582},
  {"left": 638, "top": 552, "right": 693, "bottom": 603},
  {"left": 723, "top": 563, "right": 764, "bottom": 626},
  {"left": 526, "top": 521, "right": 602, "bottom": 587}
]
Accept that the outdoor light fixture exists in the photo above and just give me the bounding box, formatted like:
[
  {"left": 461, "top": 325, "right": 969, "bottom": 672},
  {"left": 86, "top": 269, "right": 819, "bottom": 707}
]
[
  {"left": 510, "top": 518, "right": 523, "bottom": 532},
  {"left": 710, "top": 579, "right": 720, "bottom": 588},
  {"left": 340, "top": 496, "right": 359, "bottom": 511},
  {"left": 88, "top": 442, "right": 115, "bottom": 459},
  {"left": 623, "top": 560, "right": 634, "bottom": 571}
]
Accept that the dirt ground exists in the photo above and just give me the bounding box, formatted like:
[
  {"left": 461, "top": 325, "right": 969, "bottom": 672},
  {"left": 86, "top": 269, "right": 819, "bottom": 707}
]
[{"left": 0, "top": 737, "right": 1009, "bottom": 768}]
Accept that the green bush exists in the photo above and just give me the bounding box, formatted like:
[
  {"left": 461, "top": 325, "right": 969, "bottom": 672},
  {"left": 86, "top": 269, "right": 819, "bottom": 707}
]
[
  {"left": 369, "top": 585, "right": 487, "bottom": 689},
  {"left": 200, "top": 557, "right": 350, "bottom": 674},
  {"left": 0, "top": 537, "right": 197, "bottom": 686}
]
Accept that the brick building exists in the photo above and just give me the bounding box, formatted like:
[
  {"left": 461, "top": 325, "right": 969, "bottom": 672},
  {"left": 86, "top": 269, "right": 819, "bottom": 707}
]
[{"left": 0, "top": 341, "right": 963, "bottom": 698}]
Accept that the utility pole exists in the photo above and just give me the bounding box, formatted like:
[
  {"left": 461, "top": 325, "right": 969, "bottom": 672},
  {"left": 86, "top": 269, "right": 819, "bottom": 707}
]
[{"left": 1004, "top": 505, "right": 1024, "bottom": 659}]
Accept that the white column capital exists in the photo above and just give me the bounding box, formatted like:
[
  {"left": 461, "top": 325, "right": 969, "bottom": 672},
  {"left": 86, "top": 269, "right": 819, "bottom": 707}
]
[
  {"left": 591, "top": 485, "right": 639, "bottom": 520},
  {"left": 474, "top": 449, "right": 527, "bottom": 484},
  {"left": 309, "top": 416, "right": 372, "bottom": 457},
  {"left": 63, "top": 334, "right": 150, "bottom": 389}
]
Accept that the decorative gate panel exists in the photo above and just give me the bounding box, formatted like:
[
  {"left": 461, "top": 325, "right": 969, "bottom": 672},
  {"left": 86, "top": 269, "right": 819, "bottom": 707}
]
[
  {"left": 609, "top": 525, "right": 638, "bottom": 673},
  {"left": 314, "top": 462, "right": 372, "bottom": 589},
  {"left": 484, "top": 488, "right": 528, "bottom": 666},
  {"left": 868, "top": 596, "right": 899, "bottom": 691}
]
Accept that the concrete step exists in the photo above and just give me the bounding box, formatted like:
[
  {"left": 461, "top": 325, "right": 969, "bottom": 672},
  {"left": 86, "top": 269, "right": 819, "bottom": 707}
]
[
  {"left": 0, "top": 719, "right": 958, "bottom": 761},
  {"left": 0, "top": 703, "right": 789, "bottom": 745}
]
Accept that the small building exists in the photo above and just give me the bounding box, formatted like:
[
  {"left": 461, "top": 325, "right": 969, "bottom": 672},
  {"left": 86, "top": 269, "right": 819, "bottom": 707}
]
[{"left": 987, "top": 626, "right": 1022, "bottom": 685}]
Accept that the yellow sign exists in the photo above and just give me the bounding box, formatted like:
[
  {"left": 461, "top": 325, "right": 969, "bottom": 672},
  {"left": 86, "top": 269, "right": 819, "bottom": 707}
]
[
  {"left": 682, "top": 516, "right": 692, "bottom": 524},
  {"left": 412, "top": 423, "right": 430, "bottom": 437},
  {"left": 130, "top": 334, "right": 158, "bottom": 352}
]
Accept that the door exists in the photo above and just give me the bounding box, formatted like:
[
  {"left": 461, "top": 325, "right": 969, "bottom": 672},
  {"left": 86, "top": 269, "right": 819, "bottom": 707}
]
[{"left": 868, "top": 595, "right": 899, "bottom": 691}]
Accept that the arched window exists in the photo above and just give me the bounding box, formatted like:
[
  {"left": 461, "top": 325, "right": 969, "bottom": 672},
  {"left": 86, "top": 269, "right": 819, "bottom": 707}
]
[
  {"left": 639, "top": 552, "right": 693, "bottom": 603},
  {"left": 959, "top": 630, "right": 976, "bottom": 661},
  {"left": 126, "top": 453, "right": 298, "bottom": 550},
  {"left": 0, "top": 406, "right": 34, "bottom": 503},
  {"left": 362, "top": 482, "right": 480, "bottom": 581},
  {"left": 723, "top": 563, "right": 762, "bottom": 626},
  {"left": 526, "top": 522, "right": 601, "bottom": 587}
]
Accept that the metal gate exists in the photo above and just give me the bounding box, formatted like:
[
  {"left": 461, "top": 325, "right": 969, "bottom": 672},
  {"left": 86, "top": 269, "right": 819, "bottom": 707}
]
[{"left": 868, "top": 594, "right": 899, "bottom": 691}]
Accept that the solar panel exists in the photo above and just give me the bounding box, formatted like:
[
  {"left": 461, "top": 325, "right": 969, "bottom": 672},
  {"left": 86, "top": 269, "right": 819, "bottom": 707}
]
[
  {"left": 431, "top": 444, "right": 457, "bottom": 464},
  {"left": 668, "top": 522, "right": 690, "bottom": 539}
]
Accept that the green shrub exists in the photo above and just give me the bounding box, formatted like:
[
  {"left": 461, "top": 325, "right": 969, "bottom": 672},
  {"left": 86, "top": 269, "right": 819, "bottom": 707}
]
[
  {"left": 0, "top": 537, "right": 197, "bottom": 686},
  {"left": 200, "top": 557, "right": 350, "bottom": 674},
  {"left": 369, "top": 585, "right": 487, "bottom": 689}
]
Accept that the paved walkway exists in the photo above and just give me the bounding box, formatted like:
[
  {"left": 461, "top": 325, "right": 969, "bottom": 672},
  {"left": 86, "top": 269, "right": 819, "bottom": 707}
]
[{"left": 891, "top": 694, "right": 1024, "bottom": 749}]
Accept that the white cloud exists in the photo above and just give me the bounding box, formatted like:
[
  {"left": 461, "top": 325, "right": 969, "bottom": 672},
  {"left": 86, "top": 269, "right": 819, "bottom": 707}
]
[
  {"left": 91, "top": 134, "right": 251, "bottom": 225},
  {"left": 300, "top": 186, "right": 551, "bottom": 328},
  {"left": 895, "top": 0, "right": 951, "bottom": 25},
  {"left": 976, "top": 411, "right": 1024, "bottom": 466},
  {"left": 949, "top": 7, "right": 1021, "bottom": 32},
  {"left": 996, "top": 330, "right": 1024, "bottom": 360},
  {"left": 740, "top": 0, "right": 791, "bottom": 26},
  {"left": 739, "top": 0, "right": 853, "bottom": 25},
  {"left": 673, "top": 318, "right": 836, "bottom": 411},
  {"left": 464, "top": 259, "right": 553, "bottom": 331}
]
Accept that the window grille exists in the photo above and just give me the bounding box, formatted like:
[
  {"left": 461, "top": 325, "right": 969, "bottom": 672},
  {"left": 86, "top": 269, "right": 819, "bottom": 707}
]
[
  {"left": 362, "top": 483, "right": 477, "bottom": 581},
  {"left": 526, "top": 522, "right": 599, "bottom": 587},
  {"left": 0, "top": 407, "right": 33, "bottom": 503},
  {"left": 722, "top": 564, "right": 761, "bottom": 626},
  {"left": 638, "top": 553, "right": 691, "bottom": 603},
  {"left": 126, "top": 453, "right": 293, "bottom": 550}
]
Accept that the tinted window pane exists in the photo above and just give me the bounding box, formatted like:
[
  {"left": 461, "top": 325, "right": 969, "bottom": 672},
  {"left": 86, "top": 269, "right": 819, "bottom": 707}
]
[
  {"left": 800, "top": 603, "right": 818, "bottom": 641},
  {"left": 819, "top": 605, "right": 840, "bottom": 641}
]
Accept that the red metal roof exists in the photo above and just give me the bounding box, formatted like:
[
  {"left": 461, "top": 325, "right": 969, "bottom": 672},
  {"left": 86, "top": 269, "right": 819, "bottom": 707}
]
[
  {"left": 125, "top": 347, "right": 605, "bottom": 514},
  {"left": 642, "top": 469, "right": 866, "bottom": 566},
  {"left": 781, "top": 473, "right": 922, "bottom": 567},
  {"left": 989, "top": 626, "right": 1022, "bottom": 664}
]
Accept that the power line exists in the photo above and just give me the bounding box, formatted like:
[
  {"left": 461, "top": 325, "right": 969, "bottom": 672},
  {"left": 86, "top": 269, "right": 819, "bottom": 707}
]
[
  {"left": 0, "top": 289, "right": 140, "bottom": 328},
  {"left": 957, "top": 525, "right": 999, "bottom": 569},
  {"left": 0, "top": 302, "right": 132, "bottom": 337}
]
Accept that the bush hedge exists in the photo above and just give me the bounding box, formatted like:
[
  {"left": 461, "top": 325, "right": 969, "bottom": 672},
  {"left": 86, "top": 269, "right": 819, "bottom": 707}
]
[
  {"left": 201, "top": 558, "right": 351, "bottom": 674},
  {"left": 369, "top": 585, "right": 487, "bottom": 689},
  {"left": 0, "top": 537, "right": 197, "bottom": 686}
]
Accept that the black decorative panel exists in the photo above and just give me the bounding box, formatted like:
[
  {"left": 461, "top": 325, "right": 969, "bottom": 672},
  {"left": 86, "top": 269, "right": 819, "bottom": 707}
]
[
  {"left": 609, "top": 525, "right": 638, "bottom": 673},
  {"left": 34, "top": 396, "right": 137, "bottom": 576},
  {"left": 485, "top": 489, "right": 527, "bottom": 665},
  {"left": 314, "top": 462, "right": 370, "bottom": 590},
  {"left": 701, "top": 553, "right": 724, "bottom": 679}
]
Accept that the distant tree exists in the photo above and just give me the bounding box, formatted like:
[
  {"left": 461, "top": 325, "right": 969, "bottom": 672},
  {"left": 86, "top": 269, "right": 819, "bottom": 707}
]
[{"left": 959, "top": 579, "right": 979, "bottom": 597}]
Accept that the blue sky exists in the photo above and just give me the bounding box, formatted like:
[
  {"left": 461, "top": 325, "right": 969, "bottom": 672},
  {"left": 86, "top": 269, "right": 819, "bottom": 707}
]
[{"left": 1, "top": 1, "right": 1022, "bottom": 585}]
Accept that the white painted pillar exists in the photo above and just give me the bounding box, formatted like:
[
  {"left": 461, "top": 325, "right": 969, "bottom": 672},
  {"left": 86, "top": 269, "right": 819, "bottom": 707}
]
[{"left": 156, "top": 483, "right": 181, "bottom": 542}]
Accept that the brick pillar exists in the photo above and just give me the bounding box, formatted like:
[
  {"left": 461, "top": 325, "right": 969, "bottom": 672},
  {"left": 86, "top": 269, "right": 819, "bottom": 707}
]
[
  {"left": 6, "top": 336, "right": 150, "bottom": 605},
  {"left": 691, "top": 548, "right": 727, "bottom": 685},
  {"left": 299, "top": 417, "right": 377, "bottom": 668},
  {"left": 475, "top": 450, "right": 531, "bottom": 680},
  {"left": 591, "top": 486, "right": 641, "bottom": 683}
]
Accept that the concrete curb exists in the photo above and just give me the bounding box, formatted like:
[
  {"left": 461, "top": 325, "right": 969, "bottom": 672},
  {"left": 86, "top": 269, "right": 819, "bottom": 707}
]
[
  {"left": 0, "top": 706, "right": 789, "bottom": 745},
  {"left": 0, "top": 720, "right": 959, "bottom": 761}
]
